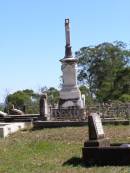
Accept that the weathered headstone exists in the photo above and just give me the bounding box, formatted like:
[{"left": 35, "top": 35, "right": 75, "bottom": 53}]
[
  {"left": 39, "top": 93, "right": 48, "bottom": 120},
  {"left": 84, "top": 113, "right": 110, "bottom": 147},
  {"left": 88, "top": 113, "right": 104, "bottom": 140}
]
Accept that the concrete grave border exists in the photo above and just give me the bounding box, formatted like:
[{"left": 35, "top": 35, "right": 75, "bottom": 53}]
[{"left": 0, "top": 122, "right": 32, "bottom": 138}]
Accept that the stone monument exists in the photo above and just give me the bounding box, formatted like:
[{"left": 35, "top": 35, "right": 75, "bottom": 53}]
[
  {"left": 39, "top": 93, "right": 49, "bottom": 120},
  {"left": 59, "top": 19, "right": 83, "bottom": 108}
]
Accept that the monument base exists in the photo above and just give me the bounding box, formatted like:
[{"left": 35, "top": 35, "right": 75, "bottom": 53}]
[
  {"left": 84, "top": 138, "right": 110, "bottom": 147},
  {"left": 59, "top": 85, "right": 83, "bottom": 108},
  {"left": 39, "top": 116, "right": 47, "bottom": 121},
  {"left": 59, "top": 98, "right": 83, "bottom": 108},
  {"left": 82, "top": 143, "right": 130, "bottom": 166}
]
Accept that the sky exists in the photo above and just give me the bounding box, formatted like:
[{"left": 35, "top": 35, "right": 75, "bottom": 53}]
[{"left": 0, "top": 0, "right": 130, "bottom": 102}]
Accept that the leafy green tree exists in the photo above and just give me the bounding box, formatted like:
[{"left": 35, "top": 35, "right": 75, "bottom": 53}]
[
  {"left": 7, "top": 91, "right": 31, "bottom": 107},
  {"left": 79, "top": 85, "right": 93, "bottom": 105},
  {"left": 0, "top": 104, "right": 4, "bottom": 111},
  {"left": 47, "top": 87, "right": 59, "bottom": 106},
  {"left": 76, "top": 41, "right": 130, "bottom": 102},
  {"left": 39, "top": 87, "right": 59, "bottom": 106},
  {"left": 6, "top": 89, "right": 40, "bottom": 113},
  {"left": 119, "top": 94, "right": 130, "bottom": 102},
  {"left": 111, "top": 67, "right": 130, "bottom": 101}
]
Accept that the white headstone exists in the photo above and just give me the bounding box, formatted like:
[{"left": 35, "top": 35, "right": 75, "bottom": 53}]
[{"left": 92, "top": 113, "right": 104, "bottom": 136}]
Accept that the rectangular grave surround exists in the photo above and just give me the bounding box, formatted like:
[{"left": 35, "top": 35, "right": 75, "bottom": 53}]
[{"left": 0, "top": 122, "right": 30, "bottom": 138}]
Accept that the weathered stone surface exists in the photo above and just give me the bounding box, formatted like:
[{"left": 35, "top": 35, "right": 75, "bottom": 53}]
[
  {"left": 84, "top": 138, "right": 110, "bottom": 147},
  {"left": 10, "top": 108, "right": 24, "bottom": 115},
  {"left": 84, "top": 113, "right": 110, "bottom": 147},
  {"left": 88, "top": 113, "right": 105, "bottom": 140},
  {"left": 39, "top": 93, "right": 49, "bottom": 120},
  {"left": 0, "top": 111, "right": 7, "bottom": 117},
  {"left": 0, "top": 122, "right": 31, "bottom": 138},
  {"left": 59, "top": 19, "right": 83, "bottom": 108}
]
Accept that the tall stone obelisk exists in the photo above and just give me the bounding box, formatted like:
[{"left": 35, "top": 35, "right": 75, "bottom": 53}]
[{"left": 59, "top": 19, "right": 83, "bottom": 108}]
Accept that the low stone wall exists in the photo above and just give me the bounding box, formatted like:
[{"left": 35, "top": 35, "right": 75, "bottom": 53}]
[
  {"left": 49, "top": 103, "right": 130, "bottom": 121},
  {"left": 50, "top": 108, "right": 86, "bottom": 121},
  {"left": 87, "top": 103, "right": 130, "bottom": 119}
]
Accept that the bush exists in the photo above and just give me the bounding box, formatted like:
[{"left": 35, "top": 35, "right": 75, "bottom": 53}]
[{"left": 119, "top": 94, "right": 130, "bottom": 102}]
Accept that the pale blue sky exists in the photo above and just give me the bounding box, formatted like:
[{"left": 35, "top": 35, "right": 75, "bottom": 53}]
[{"left": 0, "top": 0, "right": 130, "bottom": 102}]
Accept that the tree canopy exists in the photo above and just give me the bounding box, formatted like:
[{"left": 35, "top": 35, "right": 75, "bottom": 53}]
[
  {"left": 76, "top": 41, "right": 130, "bottom": 102},
  {"left": 6, "top": 89, "right": 39, "bottom": 113}
]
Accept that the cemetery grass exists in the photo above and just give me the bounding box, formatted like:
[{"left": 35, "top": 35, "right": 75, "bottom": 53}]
[{"left": 0, "top": 126, "right": 130, "bottom": 173}]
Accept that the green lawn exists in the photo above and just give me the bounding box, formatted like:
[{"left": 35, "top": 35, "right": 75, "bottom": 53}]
[{"left": 0, "top": 125, "right": 130, "bottom": 173}]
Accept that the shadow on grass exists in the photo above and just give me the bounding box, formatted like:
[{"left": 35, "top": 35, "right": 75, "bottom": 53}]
[
  {"left": 63, "top": 157, "right": 86, "bottom": 167},
  {"left": 63, "top": 157, "right": 129, "bottom": 168}
]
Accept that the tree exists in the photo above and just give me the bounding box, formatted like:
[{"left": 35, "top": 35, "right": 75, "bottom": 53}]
[
  {"left": 47, "top": 87, "right": 59, "bottom": 106},
  {"left": 39, "top": 87, "right": 60, "bottom": 106},
  {"left": 6, "top": 89, "right": 40, "bottom": 113},
  {"left": 76, "top": 41, "right": 130, "bottom": 102},
  {"left": 0, "top": 104, "right": 4, "bottom": 111},
  {"left": 7, "top": 91, "right": 31, "bottom": 107},
  {"left": 111, "top": 67, "right": 130, "bottom": 101},
  {"left": 79, "top": 85, "right": 93, "bottom": 105}
]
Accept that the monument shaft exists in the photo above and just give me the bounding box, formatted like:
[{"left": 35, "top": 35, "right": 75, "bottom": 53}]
[
  {"left": 65, "top": 19, "right": 71, "bottom": 46},
  {"left": 59, "top": 19, "right": 83, "bottom": 108}
]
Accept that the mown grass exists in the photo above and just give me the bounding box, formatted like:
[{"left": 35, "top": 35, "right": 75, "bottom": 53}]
[{"left": 0, "top": 125, "right": 130, "bottom": 172}]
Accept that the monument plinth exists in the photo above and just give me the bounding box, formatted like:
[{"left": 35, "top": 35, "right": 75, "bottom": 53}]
[{"left": 59, "top": 19, "right": 83, "bottom": 108}]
